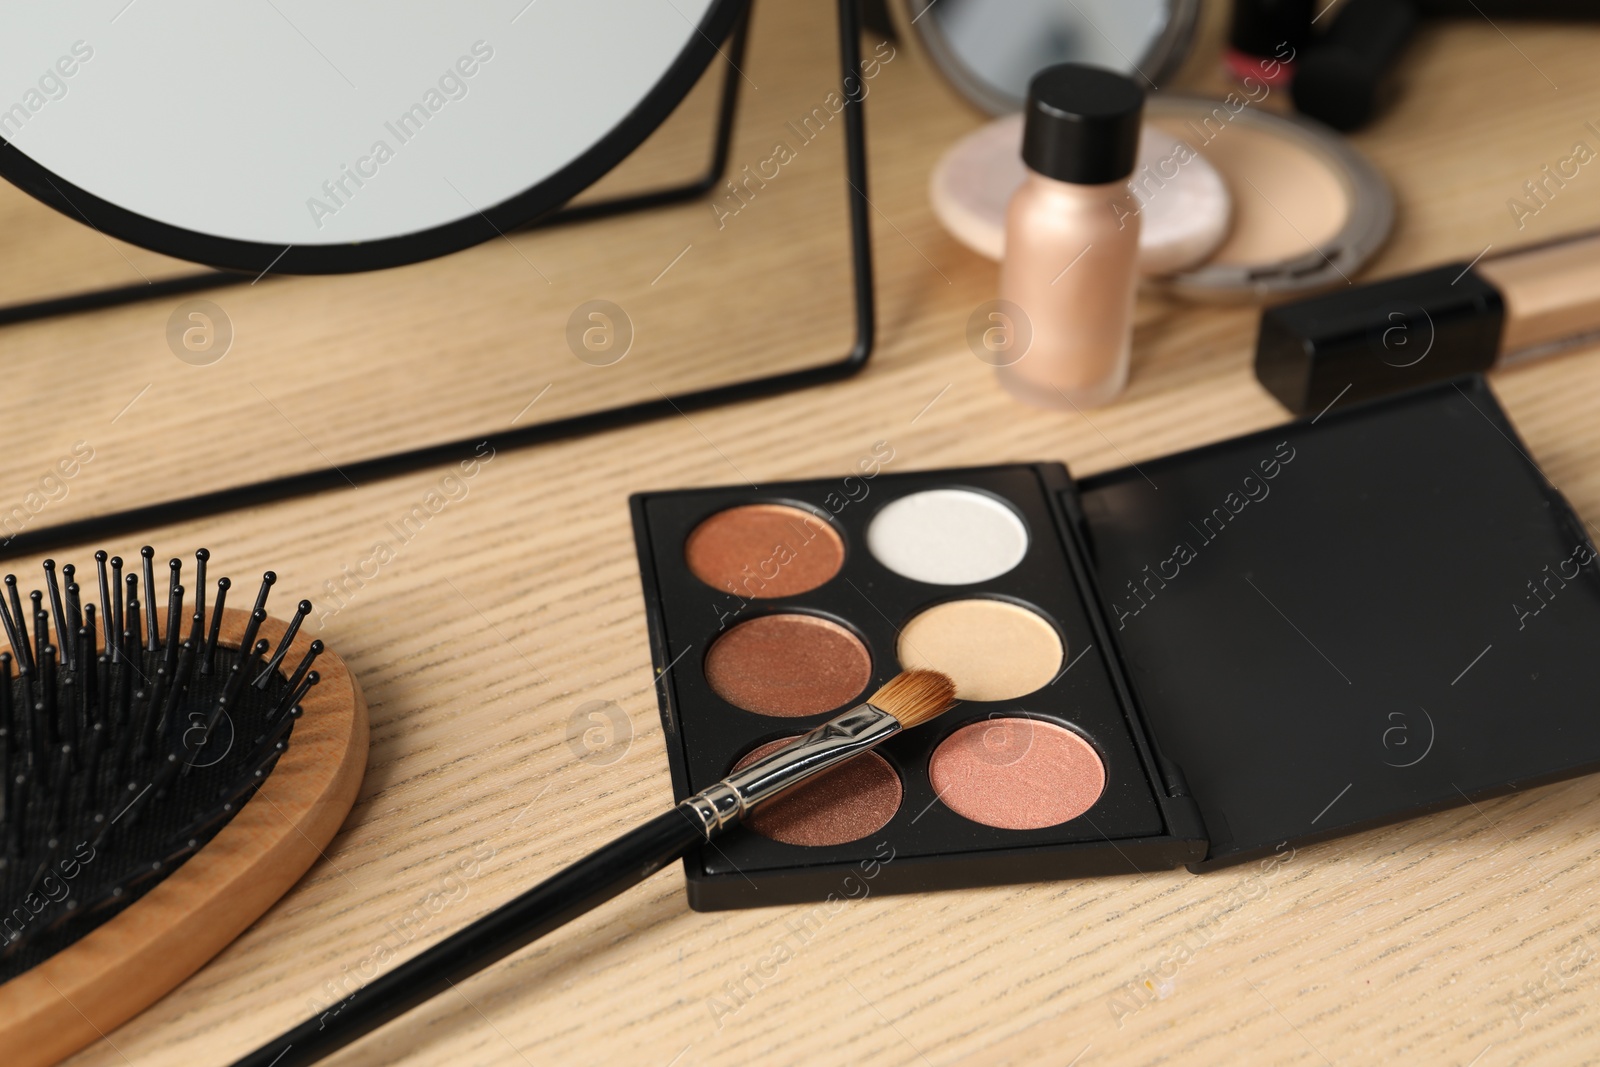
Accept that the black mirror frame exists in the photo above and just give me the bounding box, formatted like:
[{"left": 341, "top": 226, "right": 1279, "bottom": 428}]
[
  {"left": 0, "top": 1, "right": 749, "bottom": 274},
  {"left": 0, "top": 0, "right": 875, "bottom": 559}
]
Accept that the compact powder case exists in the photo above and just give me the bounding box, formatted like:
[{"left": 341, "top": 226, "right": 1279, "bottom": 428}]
[
  {"left": 929, "top": 95, "right": 1394, "bottom": 301},
  {"left": 631, "top": 377, "right": 1600, "bottom": 910}
]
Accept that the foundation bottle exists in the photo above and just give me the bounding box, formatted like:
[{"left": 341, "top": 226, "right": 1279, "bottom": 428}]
[{"left": 998, "top": 64, "right": 1145, "bottom": 409}]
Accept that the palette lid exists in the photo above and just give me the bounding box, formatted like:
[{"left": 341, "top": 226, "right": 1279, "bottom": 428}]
[{"left": 1074, "top": 376, "right": 1600, "bottom": 868}]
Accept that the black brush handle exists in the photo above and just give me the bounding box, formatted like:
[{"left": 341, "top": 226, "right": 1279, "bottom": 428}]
[{"left": 232, "top": 806, "right": 705, "bottom": 1067}]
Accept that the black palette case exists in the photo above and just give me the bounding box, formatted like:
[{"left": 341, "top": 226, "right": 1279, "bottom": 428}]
[{"left": 631, "top": 377, "right": 1600, "bottom": 910}]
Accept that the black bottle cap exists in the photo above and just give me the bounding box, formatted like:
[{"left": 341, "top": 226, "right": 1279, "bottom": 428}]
[
  {"left": 1292, "top": 0, "right": 1420, "bottom": 131},
  {"left": 1021, "top": 64, "right": 1144, "bottom": 185},
  {"left": 1229, "top": 0, "right": 1314, "bottom": 60},
  {"left": 1253, "top": 264, "right": 1506, "bottom": 414}
]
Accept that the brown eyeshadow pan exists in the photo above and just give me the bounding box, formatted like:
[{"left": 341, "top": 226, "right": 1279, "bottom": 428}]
[
  {"left": 733, "top": 737, "right": 902, "bottom": 846},
  {"left": 704, "top": 614, "right": 872, "bottom": 717},
  {"left": 685, "top": 503, "right": 844, "bottom": 599},
  {"left": 929, "top": 718, "right": 1105, "bottom": 830}
]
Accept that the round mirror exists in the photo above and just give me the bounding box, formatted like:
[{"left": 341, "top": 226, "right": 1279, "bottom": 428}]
[
  {"left": 0, "top": 1, "right": 742, "bottom": 272},
  {"left": 894, "top": 0, "right": 1199, "bottom": 114}
]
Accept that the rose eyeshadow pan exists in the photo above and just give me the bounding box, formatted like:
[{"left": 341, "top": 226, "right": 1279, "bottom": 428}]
[{"left": 928, "top": 718, "right": 1105, "bottom": 830}]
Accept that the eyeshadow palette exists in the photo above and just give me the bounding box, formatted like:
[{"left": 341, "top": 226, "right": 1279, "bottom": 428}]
[{"left": 631, "top": 377, "right": 1600, "bottom": 909}]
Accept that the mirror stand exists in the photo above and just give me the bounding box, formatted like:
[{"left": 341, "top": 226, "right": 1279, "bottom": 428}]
[
  {"left": 0, "top": 0, "right": 874, "bottom": 559},
  {"left": 0, "top": 13, "right": 754, "bottom": 331}
]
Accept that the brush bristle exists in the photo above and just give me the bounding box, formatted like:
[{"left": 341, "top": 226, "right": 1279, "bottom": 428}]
[
  {"left": 869, "top": 670, "right": 957, "bottom": 729},
  {"left": 0, "top": 547, "right": 321, "bottom": 980}
]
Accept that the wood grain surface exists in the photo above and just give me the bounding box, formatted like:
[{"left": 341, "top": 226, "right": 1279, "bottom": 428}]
[{"left": 7, "top": 1, "right": 1600, "bottom": 1064}]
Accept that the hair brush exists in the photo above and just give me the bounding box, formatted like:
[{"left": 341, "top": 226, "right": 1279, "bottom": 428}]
[{"left": 0, "top": 548, "right": 367, "bottom": 1067}]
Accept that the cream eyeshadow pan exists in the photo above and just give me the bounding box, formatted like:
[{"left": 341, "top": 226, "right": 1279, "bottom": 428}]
[{"left": 897, "top": 598, "right": 1063, "bottom": 701}]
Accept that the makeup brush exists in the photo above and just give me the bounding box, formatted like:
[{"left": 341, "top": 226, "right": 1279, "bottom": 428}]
[{"left": 235, "top": 669, "right": 957, "bottom": 1066}]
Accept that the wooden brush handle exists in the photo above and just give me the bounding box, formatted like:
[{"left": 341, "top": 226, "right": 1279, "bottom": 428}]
[{"left": 233, "top": 806, "right": 706, "bottom": 1067}]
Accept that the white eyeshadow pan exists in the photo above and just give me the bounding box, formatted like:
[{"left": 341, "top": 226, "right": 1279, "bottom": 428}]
[{"left": 866, "top": 489, "right": 1029, "bottom": 585}]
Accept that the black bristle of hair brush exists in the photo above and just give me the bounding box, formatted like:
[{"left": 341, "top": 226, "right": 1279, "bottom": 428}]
[
  {"left": 0, "top": 548, "right": 323, "bottom": 980},
  {"left": 234, "top": 669, "right": 959, "bottom": 1067}
]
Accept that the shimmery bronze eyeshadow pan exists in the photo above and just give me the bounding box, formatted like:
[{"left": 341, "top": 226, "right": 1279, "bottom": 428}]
[
  {"left": 704, "top": 614, "right": 872, "bottom": 717},
  {"left": 929, "top": 718, "right": 1105, "bottom": 830},
  {"left": 685, "top": 503, "right": 844, "bottom": 599},
  {"left": 733, "top": 737, "right": 902, "bottom": 846}
]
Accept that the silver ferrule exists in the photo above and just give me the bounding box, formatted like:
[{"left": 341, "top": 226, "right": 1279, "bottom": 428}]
[{"left": 677, "top": 703, "right": 901, "bottom": 839}]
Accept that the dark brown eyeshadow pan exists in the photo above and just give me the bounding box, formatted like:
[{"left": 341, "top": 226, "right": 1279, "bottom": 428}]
[{"left": 733, "top": 737, "right": 901, "bottom": 846}]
